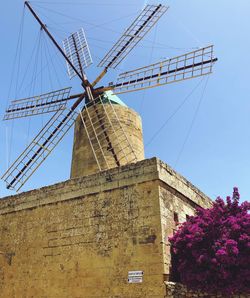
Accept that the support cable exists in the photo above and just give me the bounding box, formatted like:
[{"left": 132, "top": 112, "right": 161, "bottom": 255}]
[
  {"left": 26, "top": 29, "right": 42, "bottom": 147},
  {"left": 169, "top": 13, "right": 202, "bottom": 48},
  {"left": 43, "top": 31, "right": 54, "bottom": 91},
  {"left": 145, "top": 77, "right": 205, "bottom": 148},
  {"left": 32, "top": 3, "right": 197, "bottom": 52},
  {"left": 30, "top": 29, "right": 42, "bottom": 97},
  {"left": 6, "top": 6, "right": 25, "bottom": 168},
  {"left": 40, "top": 31, "right": 44, "bottom": 128},
  {"left": 18, "top": 31, "right": 42, "bottom": 94},
  {"left": 21, "top": 38, "right": 62, "bottom": 90},
  {"left": 32, "top": 4, "right": 132, "bottom": 35},
  {"left": 175, "top": 76, "right": 209, "bottom": 166},
  {"left": 140, "top": 23, "right": 158, "bottom": 112},
  {"left": 32, "top": 1, "right": 138, "bottom": 6},
  {"left": 43, "top": 34, "right": 63, "bottom": 88},
  {"left": 15, "top": 10, "right": 25, "bottom": 99}
]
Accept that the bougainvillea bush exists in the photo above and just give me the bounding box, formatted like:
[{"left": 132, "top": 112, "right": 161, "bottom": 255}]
[{"left": 169, "top": 187, "right": 250, "bottom": 296}]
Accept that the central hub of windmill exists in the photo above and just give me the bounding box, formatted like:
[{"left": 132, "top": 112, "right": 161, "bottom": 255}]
[{"left": 71, "top": 91, "right": 144, "bottom": 178}]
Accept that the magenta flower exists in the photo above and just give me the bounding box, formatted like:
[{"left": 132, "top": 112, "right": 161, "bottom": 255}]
[{"left": 169, "top": 188, "right": 250, "bottom": 296}]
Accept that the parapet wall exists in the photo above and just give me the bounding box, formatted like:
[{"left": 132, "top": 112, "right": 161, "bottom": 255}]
[{"left": 0, "top": 158, "right": 211, "bottom": 215}]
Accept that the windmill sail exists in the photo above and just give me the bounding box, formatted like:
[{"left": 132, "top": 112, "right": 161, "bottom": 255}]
[
  {"left": 109, "top": 46, "right": 217, "bottom": 94},
  {"left": 63, "top": 28, "right": 93, "bottom": 79},
  {"left": 98, "top": 4, "right": 168, "bottom": 69},
  {"left": 4, "top": 87, "right": 72, "bottom": 120},
  {"left": 2, "top": 94, "right": 85, "bottom": 191}
]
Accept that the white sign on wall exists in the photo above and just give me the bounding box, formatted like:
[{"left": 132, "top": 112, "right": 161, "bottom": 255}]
[{"left": 128, "top": 271, "right": 144, "bottom": 283}]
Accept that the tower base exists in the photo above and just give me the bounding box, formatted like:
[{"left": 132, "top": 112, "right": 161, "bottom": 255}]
[{"left": 0, "top": 158, "right": 211, "bottom": 297}]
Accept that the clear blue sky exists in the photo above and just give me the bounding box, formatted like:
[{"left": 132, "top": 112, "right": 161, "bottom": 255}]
[{"left": 0, "top": 0, "right": 249, "bottom": 202}]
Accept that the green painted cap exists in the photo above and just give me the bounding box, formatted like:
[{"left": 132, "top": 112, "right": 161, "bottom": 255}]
[{"left": 102, "top": 91, "right": 127, "bottom": 107}]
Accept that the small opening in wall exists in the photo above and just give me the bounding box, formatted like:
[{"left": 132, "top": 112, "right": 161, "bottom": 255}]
[
  {"left": 174, "top": 212, "right": 179, "bottom": 225},
  {"left": 186, "top": 214, "right": 190, "bottom": 221}
]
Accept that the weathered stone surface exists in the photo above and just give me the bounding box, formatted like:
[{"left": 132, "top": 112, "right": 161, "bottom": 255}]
[
  {"left": 71, "top": 104, "right": 145, "bottom": 178},
  {"left": 0, "top": 158, "right": 212, "bottom": 297}
]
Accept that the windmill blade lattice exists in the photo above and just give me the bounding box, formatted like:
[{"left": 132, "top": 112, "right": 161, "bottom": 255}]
[
  {"left": 2, "top": 94, "right": 85, "bottom": 191},
  {"left": 98, "top": 4, "right": 168, "bottom": 69},
  {"left": 63, "top": 28, "right": 93, "bottom": 79},
  {"left": 110, "top": 46, "right": 217, "bottom": 94},
  {"left": 3, "top": 88, "right": 72, "bottom": 120}
]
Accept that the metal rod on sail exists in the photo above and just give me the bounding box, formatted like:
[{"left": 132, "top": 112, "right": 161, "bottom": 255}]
[{"left": 24, "top": 1, "right": 84, "bottom": 83}]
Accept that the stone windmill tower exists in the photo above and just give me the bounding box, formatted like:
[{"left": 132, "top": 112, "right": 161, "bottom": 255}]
[
  {"left": 71, "top": 91, "right": 145, "bottom": 178},
  {"left": 2, "top": 2, "right": 216, "bottom": 193},
  {"left": 0, "top": 2, "right": 218, "bottom": 297}
]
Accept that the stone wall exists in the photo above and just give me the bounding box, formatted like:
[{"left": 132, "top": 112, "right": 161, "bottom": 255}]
[
  {"left": 0, "top": 158, "right": 212, "bottom": 297},
  {"left": 165, "top": 282, "right": 250, "bottom": 298}
]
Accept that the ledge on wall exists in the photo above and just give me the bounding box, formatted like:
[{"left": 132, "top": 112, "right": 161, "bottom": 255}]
[{"left": 165, "top": 282, "right": 250, "bottom": 298}]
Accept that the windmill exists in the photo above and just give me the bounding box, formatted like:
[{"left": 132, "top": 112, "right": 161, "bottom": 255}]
[{"left": 2, "top": 2, "right": 217, "bottom": 192}]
